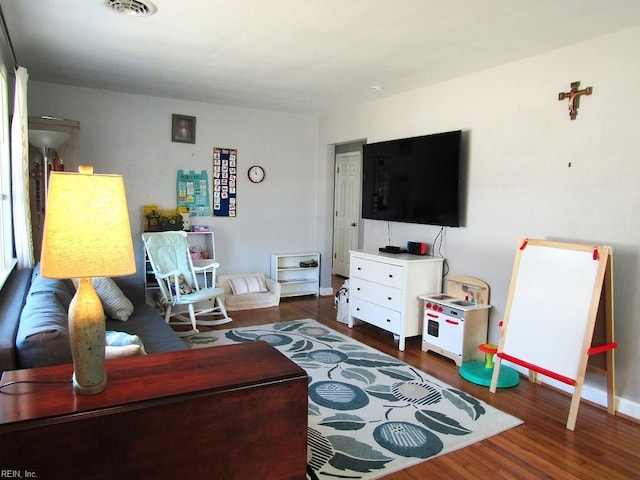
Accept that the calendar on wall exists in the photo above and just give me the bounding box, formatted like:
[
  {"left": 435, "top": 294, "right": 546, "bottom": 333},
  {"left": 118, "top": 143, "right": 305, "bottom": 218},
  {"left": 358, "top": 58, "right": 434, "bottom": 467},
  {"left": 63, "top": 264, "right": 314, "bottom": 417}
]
[
  {"left": 176, "top": 169, "right": 211, "bottom": 216},
  {"left": 212, "top": 147, "right": 237, "bottom": 217}
]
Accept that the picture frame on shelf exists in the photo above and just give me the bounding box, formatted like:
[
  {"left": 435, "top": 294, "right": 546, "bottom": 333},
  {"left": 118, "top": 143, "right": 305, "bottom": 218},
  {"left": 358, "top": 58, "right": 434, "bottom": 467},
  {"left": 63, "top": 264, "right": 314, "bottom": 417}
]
[{"left": 171, "top": 114, "right": 196, "bottom": 144}]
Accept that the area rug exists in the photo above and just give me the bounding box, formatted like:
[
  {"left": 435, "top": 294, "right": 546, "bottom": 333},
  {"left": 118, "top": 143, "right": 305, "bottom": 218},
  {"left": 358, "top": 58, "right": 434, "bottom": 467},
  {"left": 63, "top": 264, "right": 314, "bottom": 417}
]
[{"left": 185, "top": 319, "right": 522, "bottom": 480}]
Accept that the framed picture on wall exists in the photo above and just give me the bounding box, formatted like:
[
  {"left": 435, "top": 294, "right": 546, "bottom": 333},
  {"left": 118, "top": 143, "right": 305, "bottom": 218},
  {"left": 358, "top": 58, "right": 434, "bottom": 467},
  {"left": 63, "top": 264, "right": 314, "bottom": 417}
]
[{"left": 172, "top": 114, "right": 196, "bottom": 144}]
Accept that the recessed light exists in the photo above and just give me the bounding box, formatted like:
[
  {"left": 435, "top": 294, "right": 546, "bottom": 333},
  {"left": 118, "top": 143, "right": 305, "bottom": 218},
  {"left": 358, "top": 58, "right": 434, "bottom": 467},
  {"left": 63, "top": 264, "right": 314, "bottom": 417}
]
[
  {"left": 106, "top": 0, "right": 157, "bottom": 17},
  {"left": 371, "top": 85, "right": 384, "bottom": 92}
]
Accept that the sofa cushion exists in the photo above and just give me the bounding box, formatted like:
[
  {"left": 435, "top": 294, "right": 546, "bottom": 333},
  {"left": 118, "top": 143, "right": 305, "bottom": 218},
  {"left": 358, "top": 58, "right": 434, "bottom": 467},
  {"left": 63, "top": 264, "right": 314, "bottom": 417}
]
[
  {"left": 227, "top": 274, "right": 268, "bottom": 295},
  {"left": 16, "top": 274, "right": 75, "bottom": 369},
  {"left": 106, "top": 304, "right": 187, "bottom": 354},
  {"left": 222, "top": 291, "right": 279, "bottom": 311},
  {"left": 29, "top": 267, "right": 75, "bottom": 310},
  {"left": 0, "top": 268, "right": 34, "bottom": 374}
]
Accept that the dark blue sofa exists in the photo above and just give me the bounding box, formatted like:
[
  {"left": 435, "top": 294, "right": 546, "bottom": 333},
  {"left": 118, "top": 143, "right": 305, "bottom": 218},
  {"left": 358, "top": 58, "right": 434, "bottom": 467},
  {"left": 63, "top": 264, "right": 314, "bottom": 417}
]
[{"left": 0, "top": 265, "right": 187, "bottom": 376}]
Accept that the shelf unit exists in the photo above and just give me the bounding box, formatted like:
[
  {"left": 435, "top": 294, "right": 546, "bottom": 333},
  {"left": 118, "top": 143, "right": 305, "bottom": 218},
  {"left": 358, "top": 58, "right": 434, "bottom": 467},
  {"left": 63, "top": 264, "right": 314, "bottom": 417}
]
[
  {"left": 144, "top": 231, "right": 216, "bottom": 305},
  {"left": 271, "top": 252, "right": 320, "bottom": 297}
]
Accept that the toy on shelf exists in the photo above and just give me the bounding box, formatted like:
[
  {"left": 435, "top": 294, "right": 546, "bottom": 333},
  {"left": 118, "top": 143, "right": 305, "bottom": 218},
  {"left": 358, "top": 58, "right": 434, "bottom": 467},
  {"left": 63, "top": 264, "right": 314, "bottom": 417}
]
[{"left": 143, "top": 204, "right": 184, "bottom": 232}]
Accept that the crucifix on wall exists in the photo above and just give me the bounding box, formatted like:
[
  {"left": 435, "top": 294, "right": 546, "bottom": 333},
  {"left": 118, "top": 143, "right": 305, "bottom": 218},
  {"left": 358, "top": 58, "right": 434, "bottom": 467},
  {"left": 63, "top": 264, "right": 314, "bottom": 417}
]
[{"left": 558, "top": 81, "right": 593, "bottom": 120}]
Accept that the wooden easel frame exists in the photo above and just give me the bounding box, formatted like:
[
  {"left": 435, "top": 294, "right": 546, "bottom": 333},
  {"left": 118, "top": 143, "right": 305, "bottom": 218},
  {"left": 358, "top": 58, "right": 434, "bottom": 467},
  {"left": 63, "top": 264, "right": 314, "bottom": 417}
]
[{"left": 490, "top": 238, "right": 616, "bottom": 430}]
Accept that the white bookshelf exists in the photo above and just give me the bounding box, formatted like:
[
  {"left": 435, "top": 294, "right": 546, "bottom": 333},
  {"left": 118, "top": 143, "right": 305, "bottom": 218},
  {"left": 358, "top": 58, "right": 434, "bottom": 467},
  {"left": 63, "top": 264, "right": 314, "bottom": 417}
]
[{"left": 270, "top": 252, "right": 320, "bottom": 297}]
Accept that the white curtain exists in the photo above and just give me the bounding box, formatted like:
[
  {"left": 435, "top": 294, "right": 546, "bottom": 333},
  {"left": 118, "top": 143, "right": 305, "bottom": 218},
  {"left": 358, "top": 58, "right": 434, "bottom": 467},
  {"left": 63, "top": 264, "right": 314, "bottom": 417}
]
[{"left": 11, "top": 66, "right": 33, "bottom": 268}]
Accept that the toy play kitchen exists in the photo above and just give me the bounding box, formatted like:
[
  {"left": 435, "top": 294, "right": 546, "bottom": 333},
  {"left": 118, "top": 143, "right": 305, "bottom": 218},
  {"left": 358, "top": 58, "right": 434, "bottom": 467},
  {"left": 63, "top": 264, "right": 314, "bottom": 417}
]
[{"left": 420, "top": 275, "right": 491, "bottom": 366}]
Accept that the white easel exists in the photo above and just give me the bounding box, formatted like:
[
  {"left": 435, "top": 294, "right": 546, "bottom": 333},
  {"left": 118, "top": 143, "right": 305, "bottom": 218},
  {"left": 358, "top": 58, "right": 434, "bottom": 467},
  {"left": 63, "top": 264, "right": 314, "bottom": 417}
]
[{"left": 490, "top": 238, "right": 616, "bottom": 431}]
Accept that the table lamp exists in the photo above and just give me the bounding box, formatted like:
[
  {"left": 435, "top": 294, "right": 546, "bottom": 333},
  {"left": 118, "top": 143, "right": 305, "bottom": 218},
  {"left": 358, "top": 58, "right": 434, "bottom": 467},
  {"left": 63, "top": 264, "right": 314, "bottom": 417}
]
[{"left": 40, "top": 166, "right": 136, "bottom": 395}]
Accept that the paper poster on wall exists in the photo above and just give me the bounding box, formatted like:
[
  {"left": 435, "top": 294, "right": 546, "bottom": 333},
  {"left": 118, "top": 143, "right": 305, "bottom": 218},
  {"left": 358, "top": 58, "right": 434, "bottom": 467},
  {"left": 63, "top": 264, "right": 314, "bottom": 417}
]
[
  {"left": 212, "top": 147, "right": 237, "bottom": 217},
  {"left": 177, "top": 169, "right": 211, "bottom": 216}
]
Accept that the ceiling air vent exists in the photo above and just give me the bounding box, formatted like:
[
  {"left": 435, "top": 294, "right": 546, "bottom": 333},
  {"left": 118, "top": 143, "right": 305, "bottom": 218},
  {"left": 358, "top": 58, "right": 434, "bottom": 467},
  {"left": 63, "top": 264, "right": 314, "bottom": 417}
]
[{"left": 106, "top": 0, "right": 157, "bottom": 17}]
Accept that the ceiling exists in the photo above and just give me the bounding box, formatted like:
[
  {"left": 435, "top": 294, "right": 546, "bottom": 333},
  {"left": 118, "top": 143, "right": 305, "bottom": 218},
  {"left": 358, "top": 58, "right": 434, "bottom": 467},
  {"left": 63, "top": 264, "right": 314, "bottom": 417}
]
[{"left": 2, "top": 0, "right": 640, "bottom": 114}]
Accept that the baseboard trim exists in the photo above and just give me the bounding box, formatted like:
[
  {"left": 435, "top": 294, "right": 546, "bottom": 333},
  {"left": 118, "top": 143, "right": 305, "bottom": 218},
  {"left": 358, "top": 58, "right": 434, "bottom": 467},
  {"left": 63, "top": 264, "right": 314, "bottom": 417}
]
[
  {"left": 319, "top": 287, "right": 333, "bottom": 296},
  {"left": 508, "top": 363, "right": 639, "bottom": 421}
]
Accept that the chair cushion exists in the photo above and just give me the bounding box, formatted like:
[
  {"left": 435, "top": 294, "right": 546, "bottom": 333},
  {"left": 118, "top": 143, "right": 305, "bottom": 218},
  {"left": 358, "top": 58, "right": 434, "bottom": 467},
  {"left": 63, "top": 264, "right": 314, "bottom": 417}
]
[
  {"left": 227, "top": 275, "right": 268, "bottom": 295},
  {"left": 173, "top": 287, "right": 225, "bottom": 305}
]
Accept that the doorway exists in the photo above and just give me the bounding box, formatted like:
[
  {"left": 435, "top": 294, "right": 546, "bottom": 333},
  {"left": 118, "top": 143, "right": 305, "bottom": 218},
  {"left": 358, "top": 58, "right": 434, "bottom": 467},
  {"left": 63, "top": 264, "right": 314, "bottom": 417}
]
[{"left": 332, "top": 149, "right": 362, "bottom": 277}]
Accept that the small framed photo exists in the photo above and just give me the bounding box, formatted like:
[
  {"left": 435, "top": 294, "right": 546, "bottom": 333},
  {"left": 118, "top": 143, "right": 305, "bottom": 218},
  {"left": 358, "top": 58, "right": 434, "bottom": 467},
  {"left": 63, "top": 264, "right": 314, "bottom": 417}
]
[{"left": 171, "top": 114, "right": 196, "bottom": 144}]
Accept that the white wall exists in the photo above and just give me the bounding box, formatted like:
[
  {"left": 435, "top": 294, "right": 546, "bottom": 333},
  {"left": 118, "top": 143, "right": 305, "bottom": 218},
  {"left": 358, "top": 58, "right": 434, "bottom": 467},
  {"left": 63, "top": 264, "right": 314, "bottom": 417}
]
[
  {"left": 316, "top": 27, "right": 640, "bottom": 414},
  {"left": 28, "top": 83, "right": 319, "bottom": 280}
]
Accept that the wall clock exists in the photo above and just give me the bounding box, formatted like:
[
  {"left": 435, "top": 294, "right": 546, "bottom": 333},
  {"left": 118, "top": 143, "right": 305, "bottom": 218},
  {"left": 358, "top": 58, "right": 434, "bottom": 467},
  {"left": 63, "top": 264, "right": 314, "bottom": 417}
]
[{"left": 248, "top": 165, "right": 265, "bottom": 183}]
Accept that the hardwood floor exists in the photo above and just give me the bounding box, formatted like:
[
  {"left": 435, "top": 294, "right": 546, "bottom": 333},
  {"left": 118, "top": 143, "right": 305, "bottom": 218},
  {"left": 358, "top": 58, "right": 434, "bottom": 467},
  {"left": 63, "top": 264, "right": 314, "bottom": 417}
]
[{"left": 204, "top": 276, "right": 639, "bottom": 479}]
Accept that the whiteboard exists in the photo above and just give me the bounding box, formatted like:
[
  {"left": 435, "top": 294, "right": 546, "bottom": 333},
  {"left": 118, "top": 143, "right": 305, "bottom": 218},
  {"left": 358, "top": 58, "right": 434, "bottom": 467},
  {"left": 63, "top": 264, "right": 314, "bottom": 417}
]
[{"left": 500, "top": 240, "right": 605, "bottom": 382}]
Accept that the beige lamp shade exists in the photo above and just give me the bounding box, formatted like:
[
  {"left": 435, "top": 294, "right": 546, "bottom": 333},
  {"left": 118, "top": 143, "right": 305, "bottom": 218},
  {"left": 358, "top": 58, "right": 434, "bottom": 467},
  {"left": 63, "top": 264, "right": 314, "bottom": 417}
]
[{"left": 41, "top": 169, "right": 136, "bottom": 279}]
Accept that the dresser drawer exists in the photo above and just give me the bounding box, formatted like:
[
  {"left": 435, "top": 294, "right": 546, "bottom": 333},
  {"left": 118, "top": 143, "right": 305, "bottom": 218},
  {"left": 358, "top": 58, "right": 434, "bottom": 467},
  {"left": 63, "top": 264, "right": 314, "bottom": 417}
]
[
  {"left": 350, "top": 298, "right": 401, "bottom": 333},
  {"left": 350, "top": 257, "right": 403, "bottom": 289},
  {"left": 350, "top": 277, "right": 403, "bottom": 311}
]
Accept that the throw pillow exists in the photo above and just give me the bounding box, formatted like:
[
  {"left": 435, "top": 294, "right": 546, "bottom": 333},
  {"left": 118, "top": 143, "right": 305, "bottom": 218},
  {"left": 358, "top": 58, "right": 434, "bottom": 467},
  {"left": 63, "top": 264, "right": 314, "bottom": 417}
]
[
  {"left": 73, "top": 277, "right": 135, "bottom": 321},
  {"left": 227, "top": 275, "right": 268, "bottom": 295},
  {"left": 93, "top": 277, "right": 135, "bottom": 321},
  {"left": 93, "top": 277, "right": 133, "bottom": 322}
]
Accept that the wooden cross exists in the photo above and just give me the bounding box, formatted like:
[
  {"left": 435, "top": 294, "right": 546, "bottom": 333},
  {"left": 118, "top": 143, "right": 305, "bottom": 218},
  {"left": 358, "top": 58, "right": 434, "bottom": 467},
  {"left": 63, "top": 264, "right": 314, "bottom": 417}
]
[{"left": 558, "top": 81, "right": 593, "bottom": 120}]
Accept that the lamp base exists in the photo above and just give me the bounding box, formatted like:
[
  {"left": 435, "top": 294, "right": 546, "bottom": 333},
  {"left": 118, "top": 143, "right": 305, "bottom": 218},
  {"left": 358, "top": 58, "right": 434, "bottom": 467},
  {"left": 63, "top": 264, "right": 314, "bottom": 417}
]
[
  {"left": 69, "top": 278, "right": 108, "bottom": 396},
  {"left": 73, "top": 372, "right": 108, "bottom": 395}
]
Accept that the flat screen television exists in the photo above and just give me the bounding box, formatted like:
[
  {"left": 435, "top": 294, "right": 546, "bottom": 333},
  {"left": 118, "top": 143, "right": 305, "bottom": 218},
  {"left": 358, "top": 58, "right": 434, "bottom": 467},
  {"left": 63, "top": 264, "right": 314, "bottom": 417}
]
[{"left": 361, "top": 130, "right": 462, "bottom": 227}]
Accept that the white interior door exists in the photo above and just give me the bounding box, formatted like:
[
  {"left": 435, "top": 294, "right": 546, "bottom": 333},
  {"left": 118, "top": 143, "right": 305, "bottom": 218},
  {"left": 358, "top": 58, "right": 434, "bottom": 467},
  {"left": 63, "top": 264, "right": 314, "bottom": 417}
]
[{"left": 332, "top": 151, "right": 361, "bottom": 277}]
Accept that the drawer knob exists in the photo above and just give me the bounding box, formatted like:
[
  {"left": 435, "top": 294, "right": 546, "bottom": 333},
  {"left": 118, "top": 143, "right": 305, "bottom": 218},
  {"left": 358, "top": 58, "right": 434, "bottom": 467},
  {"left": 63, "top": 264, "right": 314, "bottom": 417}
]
[
  {"left": 388, "top": 274, "right": 393, "bottom": 278},
  {"left": 357, "top": 267, "right": 362, "bottom": 271},
  {"left": 386, "top": 318, "right": 391, "bottom": 323},
  {"left": 387, "top": 296, "right": 392, "bottom": 300}
]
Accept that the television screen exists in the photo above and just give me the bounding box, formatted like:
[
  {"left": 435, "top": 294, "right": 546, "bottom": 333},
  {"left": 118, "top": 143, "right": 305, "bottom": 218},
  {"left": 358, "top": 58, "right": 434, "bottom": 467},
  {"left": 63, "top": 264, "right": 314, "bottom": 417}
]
[{"left": 361, "top": 130, "right": 462, "bottom": 227}]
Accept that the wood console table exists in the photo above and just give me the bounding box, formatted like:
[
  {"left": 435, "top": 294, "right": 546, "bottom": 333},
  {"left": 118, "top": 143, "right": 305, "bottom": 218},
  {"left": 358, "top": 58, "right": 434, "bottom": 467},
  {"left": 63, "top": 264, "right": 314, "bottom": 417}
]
[{"left": 0, "top": 342, "right": 308, "bottom": 479}]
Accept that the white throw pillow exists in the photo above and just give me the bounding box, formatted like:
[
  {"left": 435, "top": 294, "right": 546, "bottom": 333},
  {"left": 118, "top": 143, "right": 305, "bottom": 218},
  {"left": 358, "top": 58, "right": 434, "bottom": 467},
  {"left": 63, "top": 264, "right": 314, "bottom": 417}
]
[{"left": 227, "top": 275, "right": 268, "bottom": 295}]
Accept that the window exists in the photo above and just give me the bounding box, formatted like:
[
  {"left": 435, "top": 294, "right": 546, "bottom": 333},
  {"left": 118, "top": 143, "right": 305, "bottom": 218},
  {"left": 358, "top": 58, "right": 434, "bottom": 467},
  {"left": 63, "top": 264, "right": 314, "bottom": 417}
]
[{"left": 0, "top": 63, "right": 16, "bottom": 286}]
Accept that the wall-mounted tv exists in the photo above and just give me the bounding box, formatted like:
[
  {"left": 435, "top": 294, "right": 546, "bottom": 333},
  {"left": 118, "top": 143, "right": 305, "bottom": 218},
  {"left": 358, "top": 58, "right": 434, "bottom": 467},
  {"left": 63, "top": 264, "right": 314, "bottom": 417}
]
[{"left": 361, "top": 130, "right": 462, "bottom": 227}]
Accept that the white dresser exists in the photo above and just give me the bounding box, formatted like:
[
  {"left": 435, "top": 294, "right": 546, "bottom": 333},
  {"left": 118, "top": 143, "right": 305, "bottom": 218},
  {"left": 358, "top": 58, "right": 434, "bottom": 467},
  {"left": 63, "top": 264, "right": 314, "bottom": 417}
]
[{"left": 349, "top": 250, "right": 444, "bottom": 350}]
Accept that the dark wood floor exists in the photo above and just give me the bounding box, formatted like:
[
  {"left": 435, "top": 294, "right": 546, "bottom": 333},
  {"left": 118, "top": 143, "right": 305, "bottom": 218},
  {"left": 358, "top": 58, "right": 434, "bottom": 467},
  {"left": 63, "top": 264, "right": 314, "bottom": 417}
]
[{"left": 204, "top": 276, "right": 639, "bottom": 479}]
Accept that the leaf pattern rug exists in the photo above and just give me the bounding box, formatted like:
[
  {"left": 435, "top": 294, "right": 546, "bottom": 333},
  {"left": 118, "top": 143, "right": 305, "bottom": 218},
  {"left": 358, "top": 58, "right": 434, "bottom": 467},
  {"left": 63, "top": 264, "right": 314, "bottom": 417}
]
[{"left": 185, "top": 319, "right": 522, "bottom": 480}]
